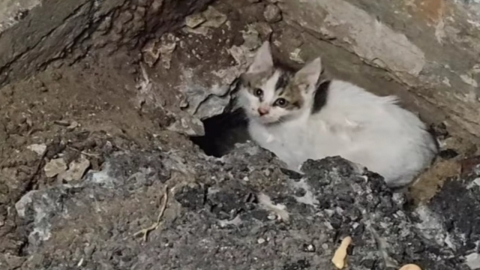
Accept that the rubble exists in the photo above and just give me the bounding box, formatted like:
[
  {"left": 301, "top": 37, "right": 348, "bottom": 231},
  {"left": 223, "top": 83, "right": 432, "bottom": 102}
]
[
  {"left": 263, "top": 4, "right": 282, "bottom": 23},
  {"left": 43, "top": 158, "right": 67, "bottom": 178},
  {"left": 26, "top": 144, "right": 47, "bottom": 156},
  {"left": 13, "top": 141, "right": 475, "bottom": 269},
  {"left": 142, "top": 33, "right": 178, "bottom": 68},
  {"left": 183, "top": 6, "right": 227, "bottom": 36},
  {"left": 60, "top": 155, "right": 91, "bottom": 182}
]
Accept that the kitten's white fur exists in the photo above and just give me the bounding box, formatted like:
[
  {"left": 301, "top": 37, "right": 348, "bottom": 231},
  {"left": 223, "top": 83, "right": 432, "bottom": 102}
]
[{"left": 239, "top": 42, "right": 437, "bottom": 187}]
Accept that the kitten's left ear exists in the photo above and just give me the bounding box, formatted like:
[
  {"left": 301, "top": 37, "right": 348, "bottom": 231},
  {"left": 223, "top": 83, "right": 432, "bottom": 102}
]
[{"left": 294, "top": 57, "right": 322, "bottom": 91}]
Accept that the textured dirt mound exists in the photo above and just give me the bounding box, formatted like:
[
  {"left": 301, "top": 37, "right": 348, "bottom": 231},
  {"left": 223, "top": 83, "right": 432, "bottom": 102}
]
[{"left": 11, "top": 141, "right": 473, "bottom": 269}]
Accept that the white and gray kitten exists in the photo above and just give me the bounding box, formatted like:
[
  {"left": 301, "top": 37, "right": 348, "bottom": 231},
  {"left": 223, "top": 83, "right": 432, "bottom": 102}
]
[{"left": 237, "top": 41, "right": 438, "bottom": 187}]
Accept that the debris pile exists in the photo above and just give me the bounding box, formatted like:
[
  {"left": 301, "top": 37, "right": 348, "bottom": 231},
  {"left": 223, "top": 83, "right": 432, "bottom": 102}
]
[{"left": 13, "top": 141, "right": 474, "bottom": 269}]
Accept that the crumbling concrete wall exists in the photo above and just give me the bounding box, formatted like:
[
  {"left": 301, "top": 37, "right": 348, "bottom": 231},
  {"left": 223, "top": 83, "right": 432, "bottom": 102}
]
[
  {"left": 0, "top": 0, "right": 478, "bottom": 136},
  {"left": 275, "top": 0, "right": 480, "bottom": 135},
  {"left": 0, "top": 0, "right": 212, "bottom": 89}
]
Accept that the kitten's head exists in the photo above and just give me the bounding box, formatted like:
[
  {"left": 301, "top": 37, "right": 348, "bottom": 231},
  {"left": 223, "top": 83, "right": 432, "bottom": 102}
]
[{"left": 238, "top": 41, "right": 322, "bottom": 125}]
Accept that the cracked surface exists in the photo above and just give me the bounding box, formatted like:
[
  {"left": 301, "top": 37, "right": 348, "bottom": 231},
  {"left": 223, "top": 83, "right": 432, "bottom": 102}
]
[{"left": 7, "top": 143, "right": 475, "bottom": 269}]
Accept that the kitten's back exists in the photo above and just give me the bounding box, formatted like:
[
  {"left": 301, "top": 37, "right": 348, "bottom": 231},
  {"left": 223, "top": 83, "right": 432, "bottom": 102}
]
[{"left": 312, "top": 80, "right": 437, "bottom": 186}]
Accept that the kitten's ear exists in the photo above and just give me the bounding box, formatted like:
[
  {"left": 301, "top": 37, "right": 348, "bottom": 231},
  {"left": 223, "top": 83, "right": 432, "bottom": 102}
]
[
  {"left": 294, "top": 57, "right": 322, "bottom": 91},
  {"left": 247, "top": 41, "right": 273, "bottom": 73}
]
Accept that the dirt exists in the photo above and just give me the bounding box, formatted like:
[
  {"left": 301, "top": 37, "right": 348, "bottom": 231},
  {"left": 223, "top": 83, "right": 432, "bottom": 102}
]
[
  {"left": 0, "top": 0, "right": 251, "bottom": 257},
  {"left": 408, "top": 160, "right": 460, "bottom": 204},
  {"left": 0, "top": 0, "right": 480, "bottom": 269}
]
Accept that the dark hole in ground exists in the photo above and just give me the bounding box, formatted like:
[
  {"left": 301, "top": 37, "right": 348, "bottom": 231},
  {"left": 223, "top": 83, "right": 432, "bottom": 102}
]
[{"left": 190, "top": 109, "right": 251, "bottom": 157}]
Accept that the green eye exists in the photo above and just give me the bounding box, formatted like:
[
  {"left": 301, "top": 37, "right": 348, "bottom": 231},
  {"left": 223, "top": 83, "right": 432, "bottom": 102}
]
[
  {"left": 274, "top": 98, "right": 288, "bottom": 107},
  {"left": 254, "top": 88, "right": 263, "bottom": 98}
]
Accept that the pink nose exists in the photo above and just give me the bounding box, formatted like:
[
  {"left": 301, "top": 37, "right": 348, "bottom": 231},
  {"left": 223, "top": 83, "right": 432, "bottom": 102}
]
[{"left": 258, "top": 107, "right": 269, "bottom": 116}]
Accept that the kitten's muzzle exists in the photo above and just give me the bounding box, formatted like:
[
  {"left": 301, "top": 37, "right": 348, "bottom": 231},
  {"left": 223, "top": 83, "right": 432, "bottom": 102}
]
[{"left": 258, "top": 106, "right": 270, "bottom": 116}]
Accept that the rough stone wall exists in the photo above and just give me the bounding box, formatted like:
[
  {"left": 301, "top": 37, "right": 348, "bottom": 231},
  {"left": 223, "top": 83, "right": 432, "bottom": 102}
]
[
  {"left": 276, "top": 0, "right": 480, "bottom": 135},
  {"left": 0, "top": 0, "right": 479, "bottom": 136},
  {"left": 0, "top": 0, "right": 212, "bottom": 89}
]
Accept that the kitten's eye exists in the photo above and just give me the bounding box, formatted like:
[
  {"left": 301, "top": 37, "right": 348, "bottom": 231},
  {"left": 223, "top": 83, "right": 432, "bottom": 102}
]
[
  {"left": 274, "top": 98, "right": 288, "bottom": 107},
  {"left": 254, "top": 88, "right": 263, "bottom": 98}
]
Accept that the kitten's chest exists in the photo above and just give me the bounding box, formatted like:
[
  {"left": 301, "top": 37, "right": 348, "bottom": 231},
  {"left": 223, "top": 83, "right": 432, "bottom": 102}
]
[
  {"left": 248, "top": 121, "right": 315, "bottom": 163},
  {"left": 250, "top": 122, "right": 303, "bottom": 146},
  {"left": 248, "top": 119, "right": 352, "bottom": 167}
]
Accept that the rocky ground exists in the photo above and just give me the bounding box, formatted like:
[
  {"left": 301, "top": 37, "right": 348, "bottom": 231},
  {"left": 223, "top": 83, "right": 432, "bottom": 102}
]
[{"left": 1, "top": 1, "right": 480, "bottom": 269}]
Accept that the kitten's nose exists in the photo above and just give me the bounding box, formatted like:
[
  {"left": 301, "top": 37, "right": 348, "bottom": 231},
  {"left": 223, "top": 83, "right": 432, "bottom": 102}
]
[{"left": 258, "top": 107, "right": 269, "bottom": 116}]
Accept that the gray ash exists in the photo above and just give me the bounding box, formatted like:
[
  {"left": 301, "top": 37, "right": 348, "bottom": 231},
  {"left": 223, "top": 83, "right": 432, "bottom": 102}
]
[{"left": 14, "top": 142, "right": 475, "bottom": 269}]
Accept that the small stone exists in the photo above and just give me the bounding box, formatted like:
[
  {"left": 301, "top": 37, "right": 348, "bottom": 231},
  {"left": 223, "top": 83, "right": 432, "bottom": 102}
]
[
  {"left": 84, "top": 244, "right": 96, "bottom": 258},
  {"left": 185, "top": 13, "right": 206, "bottom": 28},
  {"left": 54, "top": 120, "right": 71, "bottom": 126},
  {"left": 60, "top": 155, "right": 91, "bottom": 181},
  {"left": 142, "top": 40, "right": 161, "bottom": 67},
  {"left": 263, "top": 4, "right": 282, "bottom": 23},
  {"left": 290, "top": 48, "right": 305, "bottom": 64},
  {"left": 179, "top": 99, "right": 189, "bottom": 108},
  {"left": 44, "top": 158, "right": 68, "bottom": 178},
  {"left": 255, "top": 22, "right": 273, "bottom": 38},
  {"left": 360, "top": 259, "right": 376, "bottom": 268},
  {"left": 3, "top": 254, "right": 25, "bottom": 269},
  {"left": 27, "top": 143, "right": 47, "bottom": 156},
  {"left": 351, "top": 223, "right": 365, "bottom": 237},
  {"left": 67, "top": 121, "right": 79, "bottom": 130},
  {"left": 465, "top": 253, "right": 480, "bottom": 270},
  {"left": 267, "top": 213, "right": 277, "bottom": 220},
  {"left": 202, "top": 6, "right": 227, "bottom": 28},
  {"left": 302, "top": 244, "right": 316, "bottom": 252},
  {"left": 158, "top": 33, "right": 177, "bottom": 69},
  {"left": 257, "top": 238, "right": 266, "bottom": 244},
  {"left": 22, "top": 253, "right": 45, "bottom": 269},
  {"left": 472, "top": 178, "right": 480, "bottom": 187},
  {"left": 183, "top": 26, "right": 209, "bottom": 36},
  {"left": 167, "top": 114, "right": 205, "bottom": 136},
  {"left": 345, "top": 207, "right": 362, "bottom": 222}
]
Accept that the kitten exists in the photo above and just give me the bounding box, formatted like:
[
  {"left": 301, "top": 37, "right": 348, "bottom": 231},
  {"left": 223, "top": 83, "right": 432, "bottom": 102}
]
[{"left": 237, "top": 41, "right": 438, "bottom": 187}]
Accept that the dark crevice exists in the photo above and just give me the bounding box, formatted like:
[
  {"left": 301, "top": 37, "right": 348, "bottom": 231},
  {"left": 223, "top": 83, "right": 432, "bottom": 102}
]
[{"left": 190, "top": 109, "right": 250, "bottom": 157}]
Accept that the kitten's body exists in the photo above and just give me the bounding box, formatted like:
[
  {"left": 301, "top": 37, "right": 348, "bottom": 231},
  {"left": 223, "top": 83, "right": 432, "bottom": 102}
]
[{"left": 238, "top": 42, "right": 437, "bottom": 187}]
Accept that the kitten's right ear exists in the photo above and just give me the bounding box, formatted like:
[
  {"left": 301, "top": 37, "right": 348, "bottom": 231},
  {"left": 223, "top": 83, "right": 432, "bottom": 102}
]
[{"left": 247, "top": 41, "right": 273, "bottom": 73}]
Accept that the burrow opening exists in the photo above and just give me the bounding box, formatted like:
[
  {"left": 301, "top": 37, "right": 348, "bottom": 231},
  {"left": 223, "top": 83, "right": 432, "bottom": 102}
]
[{"left": 190, "top": 109, "right": 250, "bottom": 157}]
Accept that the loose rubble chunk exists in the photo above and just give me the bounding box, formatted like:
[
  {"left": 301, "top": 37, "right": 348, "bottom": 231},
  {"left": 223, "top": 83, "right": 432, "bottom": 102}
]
[{"left": 44, "top": 158, "right": 67, "bottom": 178}]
